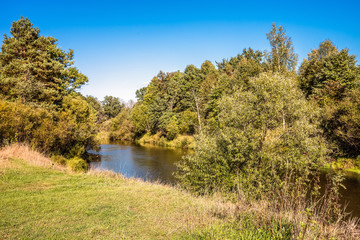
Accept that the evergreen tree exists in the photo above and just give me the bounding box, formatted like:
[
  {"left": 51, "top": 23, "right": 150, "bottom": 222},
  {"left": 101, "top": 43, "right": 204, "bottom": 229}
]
[{"left": 0, "top": 17, "right": 88, "bottom": 106}]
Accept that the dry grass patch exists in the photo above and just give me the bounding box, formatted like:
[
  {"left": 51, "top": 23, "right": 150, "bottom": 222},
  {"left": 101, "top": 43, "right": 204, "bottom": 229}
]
[{"left": 0, "top": 143, "right": 63, "bottom": 170}]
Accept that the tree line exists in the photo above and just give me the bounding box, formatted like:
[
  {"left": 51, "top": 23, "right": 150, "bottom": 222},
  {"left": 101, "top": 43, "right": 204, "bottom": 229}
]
[
  {"left": 102, "top": 23, "right": 360, "bottom": 160},
  {"left": 1, "top": 17, "right": 359, "bottom": 170}
]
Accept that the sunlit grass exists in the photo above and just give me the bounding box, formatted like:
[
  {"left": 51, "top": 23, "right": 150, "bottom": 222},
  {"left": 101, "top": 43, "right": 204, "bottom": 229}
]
[
  {"left": 0, "top": 157, "right": 223, "bottom": 239},
  {"left": 0, "top": 145, "right": 238, "bottom": 239}
]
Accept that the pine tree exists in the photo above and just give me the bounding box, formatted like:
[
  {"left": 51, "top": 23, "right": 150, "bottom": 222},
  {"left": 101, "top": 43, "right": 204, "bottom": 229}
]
[{"left": 0, "top": 16, "right": 88, "bottom": 106}]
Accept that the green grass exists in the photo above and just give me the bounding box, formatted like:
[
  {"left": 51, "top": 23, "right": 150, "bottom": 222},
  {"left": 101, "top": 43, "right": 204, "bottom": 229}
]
[
  {"left": 1, "top": 145, "right": 290, "bottom": 239},
  {"left": 0, "top": 156, "right": 296, "bottom": 239},
  {"left": 179, "top": 217, "right": 292, "bottom": 240},
  {"left": 0, "top": 158, "right": 222, "bottom": 239}
]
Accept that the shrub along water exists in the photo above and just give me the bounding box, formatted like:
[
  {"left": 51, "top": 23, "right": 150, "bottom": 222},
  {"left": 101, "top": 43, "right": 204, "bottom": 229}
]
[
  {"left": 176, "top": 73, "right": 327, "bottom": 197},
  {"left": 175, "top": 72, "right": 358, "bottom": 238},
  {"left": 0, "top": 96, "right": 97, "bottom": 160}
]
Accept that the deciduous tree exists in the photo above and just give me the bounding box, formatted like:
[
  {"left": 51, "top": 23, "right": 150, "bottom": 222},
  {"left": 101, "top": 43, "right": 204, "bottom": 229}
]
[
  {"left": 266, "top": 23, "right": 298, "bottom": 72},
  {"left": 102, "top": 95, "right": 124, "bottom": 119},
  {"left": 176, "top": 73, "right": 327, "bottom": 201}
]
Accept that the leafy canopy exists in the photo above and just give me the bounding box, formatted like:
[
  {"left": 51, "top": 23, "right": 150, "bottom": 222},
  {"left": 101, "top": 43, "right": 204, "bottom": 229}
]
[
  {"left": 176, "top": 73, "right": 327, "bottom": 200},
  {"left": 266, "top": 23, "right": 298, "bottom": 73},
  {"left": 299, "top": 40, "right": 360, "bottom": 102}
]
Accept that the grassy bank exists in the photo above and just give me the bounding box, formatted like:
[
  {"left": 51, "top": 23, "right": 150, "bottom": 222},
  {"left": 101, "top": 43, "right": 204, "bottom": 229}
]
[
  {"left": 137, "top": 133, "right": 195, "bottom": 149},
  {"left": 324, "top": 157, "right": 360, "bottom": 175},
  {"left": 0, "top": 145, "right": 219, "bottom": 239},
  {"left": 1, "top": 145, "right": 359, "bottom": 239},
  {"left": 95, "top": 130, "right": 196, "bottom": 150}
]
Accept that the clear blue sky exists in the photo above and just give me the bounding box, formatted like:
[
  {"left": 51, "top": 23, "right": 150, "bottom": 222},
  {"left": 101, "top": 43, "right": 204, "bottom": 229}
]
[{"left": 1, "top": 0, "right": 359, "bottom": 101}]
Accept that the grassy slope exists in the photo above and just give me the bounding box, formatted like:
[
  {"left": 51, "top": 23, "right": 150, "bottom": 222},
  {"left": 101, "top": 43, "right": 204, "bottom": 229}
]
[{"left": 0, "top": 158, "right": 223, "bottom": 239}]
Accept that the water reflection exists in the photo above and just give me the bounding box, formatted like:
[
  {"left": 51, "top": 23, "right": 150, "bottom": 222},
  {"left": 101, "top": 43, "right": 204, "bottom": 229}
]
[
  {"left": 89, "top": 144, "right": 185, "bottom": 184},
  {"left": 339, "top": 172, "right": 360, "bottom": 218}
]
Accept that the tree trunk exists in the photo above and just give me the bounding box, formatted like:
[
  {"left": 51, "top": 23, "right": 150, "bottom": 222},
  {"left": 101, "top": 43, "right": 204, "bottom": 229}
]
[
  {"left": 257, "top": 128, "right": 268, "bottom": 169},
  {"left": 192, "top": 90, "right": 202, "bottom": 133},
  {"left": 282, "top": 110, "right": 286, "bottom": 130}
]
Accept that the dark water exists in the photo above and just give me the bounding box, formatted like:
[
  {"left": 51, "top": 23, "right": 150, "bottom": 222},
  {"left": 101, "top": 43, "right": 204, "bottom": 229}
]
[
  {"left": 338, "top": 172, "right": 360, "bottom": 218},
  {"left": 90, "top": 144, "right": 360, "bottom": 218}
]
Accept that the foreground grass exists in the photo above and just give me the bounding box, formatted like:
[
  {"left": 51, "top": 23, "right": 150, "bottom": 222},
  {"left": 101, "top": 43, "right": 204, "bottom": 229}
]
[
  {"left": 0, "top": 157, "right": 292, "bottom": 239},
  {"left": 0, "top": 158, "right": 222, "bottom": 239}
]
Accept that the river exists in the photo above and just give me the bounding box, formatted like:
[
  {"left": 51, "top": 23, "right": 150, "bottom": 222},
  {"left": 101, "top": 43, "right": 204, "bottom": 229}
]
[
  {"left": 89, "top": 144, "right": 184, "bottom": 184},
  {"left": 89, "top": 143, "right": 360, "bottom": 218}
]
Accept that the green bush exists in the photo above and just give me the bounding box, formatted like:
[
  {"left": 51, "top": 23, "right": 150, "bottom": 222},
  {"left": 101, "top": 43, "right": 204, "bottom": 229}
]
[
  {"left": 138, "top": 132, "right": 168, "bottom": 147},
  {"left": 176, "top": 73, "right": 328, "bottom": 200},
  {"left": 51, "top": 155, "right": 67, "bottom": 166},
  {"left": 168, "top": 135, "right": 195, "bottom": 149},
  {"left": 166, "top": 116, "right": 179, "bottom": 140},
  {"left": 68, "top": 144, "right": 86, "bottom": 158},
  {"left": 178, "top": 110, "right": 197, "bottom": 135},
  {"left": 67, "top": 157, "right": 88, "bottom": 172},
  {"left": 0, "top": 98, "right": 97, "bottom": 160},
  {"left": 109, "top": 108, "right": 135, "bottom": 142}
]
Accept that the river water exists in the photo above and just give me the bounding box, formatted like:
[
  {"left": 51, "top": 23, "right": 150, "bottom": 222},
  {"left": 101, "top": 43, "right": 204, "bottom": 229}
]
[
  {"left": 89, "top": 144, "right": 360, "bottom": 218},
  {"left": 89, "top": 144, "right": 184, "bottom": 184}
]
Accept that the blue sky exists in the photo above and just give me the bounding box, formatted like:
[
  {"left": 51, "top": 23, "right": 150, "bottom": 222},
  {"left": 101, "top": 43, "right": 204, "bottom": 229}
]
[{"left": 1, "top": 0, "right": 359, "bottom": 101}]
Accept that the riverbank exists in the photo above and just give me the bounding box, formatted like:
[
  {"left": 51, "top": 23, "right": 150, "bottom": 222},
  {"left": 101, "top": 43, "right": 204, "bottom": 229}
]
[
  {"left": 325, "top": 157, "right": 360, "bottom": 175},
  {"left": 1, "top": 144, "right": 359, "bottom": 239},
  {"left": 0, "top": 145, "right": 220, "bottom": 239},
  {"left": 137, "top": 133, "right": 195, "bottom": 149},
  {"left": 95, "top": 130, "right": 196, "bottom": 150}
]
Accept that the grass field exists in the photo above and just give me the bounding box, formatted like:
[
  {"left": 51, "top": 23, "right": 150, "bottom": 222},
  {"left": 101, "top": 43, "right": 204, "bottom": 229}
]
[{"left": 0, "top": 151, "right": 224, "bottom": 239}]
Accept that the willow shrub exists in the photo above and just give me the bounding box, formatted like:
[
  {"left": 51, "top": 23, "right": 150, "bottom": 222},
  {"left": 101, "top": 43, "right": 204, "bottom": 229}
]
[
  {"left": 176, "top": 73, "right": 329, "bottom": 205},
  {"left": 109, "top": 108, "right": 135, "bottom": 142}
]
